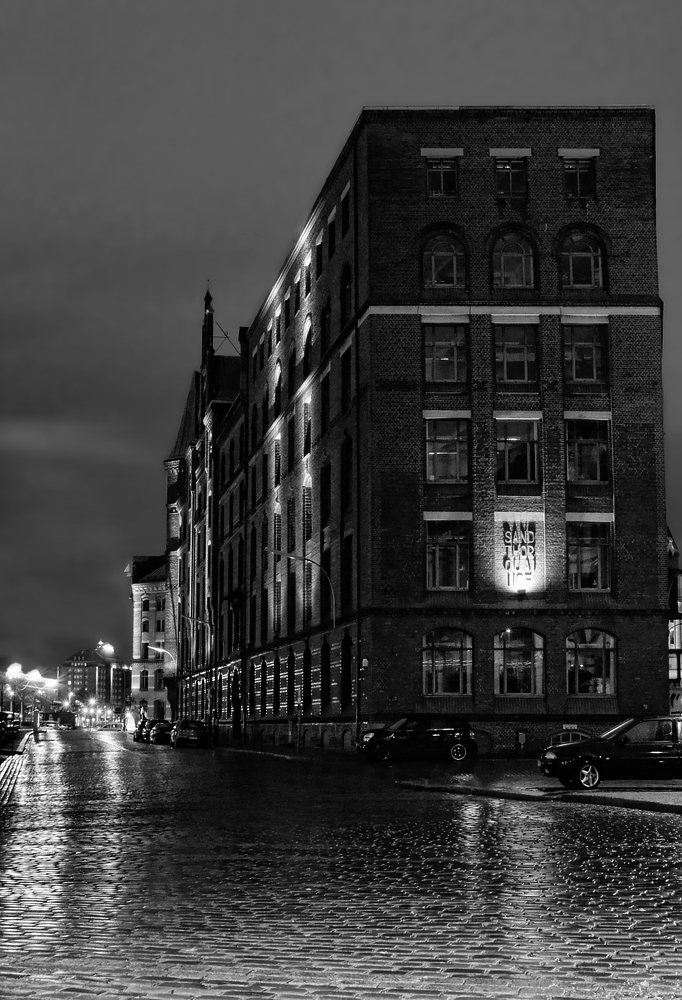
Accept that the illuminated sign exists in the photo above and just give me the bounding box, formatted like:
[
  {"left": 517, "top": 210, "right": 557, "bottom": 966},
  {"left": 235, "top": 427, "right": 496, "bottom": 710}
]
[{"left": 502, "top": 521, "right": 536, "bottom": 590}]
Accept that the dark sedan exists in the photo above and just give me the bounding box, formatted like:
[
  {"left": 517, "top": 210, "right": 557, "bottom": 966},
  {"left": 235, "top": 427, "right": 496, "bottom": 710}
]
[
  {"left": 539, "top": 716, "right": 682, "bottom": 790},
  {"left": 170, "top": 719, "right": 208, "bottom": 749},
  {"left": 149, "top": 721, "right": 173, "bottom": 745},
  {"left": 357, "top": 714, "right": 477, "bottom": 762}
]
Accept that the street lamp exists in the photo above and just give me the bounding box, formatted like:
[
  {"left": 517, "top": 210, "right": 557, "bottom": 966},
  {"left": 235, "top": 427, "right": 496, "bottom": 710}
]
[{"left": 148, "top": 646, "right": 177, "bottom": 668}]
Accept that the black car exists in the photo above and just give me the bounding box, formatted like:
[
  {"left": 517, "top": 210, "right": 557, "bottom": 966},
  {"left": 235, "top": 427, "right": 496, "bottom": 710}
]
[
  {"left": 170, "top": 719, "right": 209, "bottom": 748},
  {"left": 132, "top": 719, "right": 149, "bottom": 742},
  {"left": 539, "top": 716, "right": 682, "bottom": 790},
  {"left": 149, "top": 721, "right": 173, "bottom": 745},
  {"left": 358, "top": 714, "right": 477, "bottom": 762}
]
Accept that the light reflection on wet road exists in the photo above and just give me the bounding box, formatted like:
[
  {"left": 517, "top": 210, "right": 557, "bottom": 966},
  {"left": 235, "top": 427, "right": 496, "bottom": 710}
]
[{"left": 1, "top": 728, "right": 682, "bottom": 999}]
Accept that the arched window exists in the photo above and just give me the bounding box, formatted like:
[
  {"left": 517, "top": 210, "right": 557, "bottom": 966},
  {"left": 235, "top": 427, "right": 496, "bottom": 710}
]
[
  {"left": 566, "top": 629, "right": 615, "bottom": 695},
  {"left": 154, "top": 668, "right": 164, "bottom": 691},
  {"left": 494, "top": 628, "right": 544, "bottom": 695},
  {"left": 141, "top": 619, "right": 149, "bottom": 633},
  {"left": 560, "top": 232, "right": 604, "bottom": 288},
  {"left": 422, "top": 629, "right": 472, "bottom": 695},
  {"left": 422, "top": 236, "right": 465, "bottom": 288},
  {"left": 303, "top": 319, "right": 312, "bottom": 379},
  {"left": 340, "top": 264, "right": 352, "bottom": 327},
  {"left": 492, "top": 233, "right": 535, "bottom": 288},
  {"left": 141, "top": 599, "right": 149, "bottom": 613},
  {"left": 139, "top": 668, "right": 149, "bottom": 692},
  {"left": 288, "top": 343, "right": 297, "bottom": 398},
  {"left": 273, "top": 363, "right": 282, "bottom": 418},
  {"left": 320, "top": 639, "right": 331, "bottom": 711}
]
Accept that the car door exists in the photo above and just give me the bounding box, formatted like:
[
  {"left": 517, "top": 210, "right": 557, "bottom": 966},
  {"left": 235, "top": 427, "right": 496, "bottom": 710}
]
[
  {"left": 392, "top": 717, "right": 430, "bottom": 755},
  {"left": 609, "top": 719, "right": 678, "bottom": 779}
]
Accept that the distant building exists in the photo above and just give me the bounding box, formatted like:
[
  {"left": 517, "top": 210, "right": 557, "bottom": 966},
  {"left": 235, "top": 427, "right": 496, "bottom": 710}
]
[
  {"left": 126, "top": 555, "right": 178, "bottom": 721},
  {"left": 58, "top": 645, "right": 130, "bottom": 723},
  {"left": 168, "top": 107, "right": 668, "bottom": 753}
]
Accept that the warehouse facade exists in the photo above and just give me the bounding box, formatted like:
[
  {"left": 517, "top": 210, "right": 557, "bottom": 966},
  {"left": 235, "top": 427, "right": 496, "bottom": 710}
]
[{"left": 171, "top": 107, "right": 668, "bottom": 754}]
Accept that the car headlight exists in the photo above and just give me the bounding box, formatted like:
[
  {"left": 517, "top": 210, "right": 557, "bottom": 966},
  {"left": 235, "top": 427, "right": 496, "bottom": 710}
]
[
  {"left": 362, "top": 733, "right": 374, "bottom": 743},
  {"left": 543, "top": 750, "right": 557, "bottom": 760}
]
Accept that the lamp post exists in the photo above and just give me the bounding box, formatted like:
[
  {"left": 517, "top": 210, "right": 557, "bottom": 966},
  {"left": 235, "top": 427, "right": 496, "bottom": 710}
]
[
  {"left": 5, "top": 664, "right": 58, "bottom": 737},
  {"left": 266, "top": 550, "right": 336, "bottom": 628}
]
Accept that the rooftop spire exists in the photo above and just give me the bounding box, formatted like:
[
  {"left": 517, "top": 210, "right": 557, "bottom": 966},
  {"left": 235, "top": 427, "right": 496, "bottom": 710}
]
[{"left": 201, "top": 284, "right": 214, "bottom": 364}]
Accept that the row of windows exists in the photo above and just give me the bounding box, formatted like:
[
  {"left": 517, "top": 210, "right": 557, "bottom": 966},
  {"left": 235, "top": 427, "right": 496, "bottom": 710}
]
[
  {"left": 140, "top": 598, "right": 165, "bottom": 613},
  {"left": 425, "top": 323, "right": 608, "bottom": 386},
  {"left": 140, "top": 619, "right": 165, "bottom": 633},
  {"left": 426, "top": 155, "right": 597, "bottom": 201},
  {"left": 423, "top": 231, "right": 606, "bottom": 290},
  {"left": 423, "top": 627, "right": 614, "bottom": 697},
  {"left": 138, "top": 668, "right": 165, "bottom": 692},
  {"left": 426, "top": 418, "right": 611, "bottom": 487},
  {"left": 427, "top": 521, "right": 612, "bottom": 592}
]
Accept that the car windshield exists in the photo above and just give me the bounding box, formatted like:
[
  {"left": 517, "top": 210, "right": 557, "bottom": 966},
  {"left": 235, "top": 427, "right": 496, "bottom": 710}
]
[
  {"left": 386, "top": 718, "right": 409, "bottom": 731},
  {"left": 600, "top": 718, "right": 636, "bottom": 740}
]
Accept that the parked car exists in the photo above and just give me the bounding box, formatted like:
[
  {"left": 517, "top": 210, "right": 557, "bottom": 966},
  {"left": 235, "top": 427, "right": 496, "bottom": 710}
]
[
  {"left": 170, "top": 719, "right": 208, "bottom": 749},
  {"left": 141, "top": 720, "right": 159, "bottom": 743},
  {"left": 149, "top": 721, "right": 174, "bottom": 745},
  {"left": 539, "top": 716, "right": 682, "bottom": 790},
  {"left": 357, "top": 714, "right": 478, "bottom": 762},
  {"left": 132, "top": 719, "right": 149, "bottom": 742}
]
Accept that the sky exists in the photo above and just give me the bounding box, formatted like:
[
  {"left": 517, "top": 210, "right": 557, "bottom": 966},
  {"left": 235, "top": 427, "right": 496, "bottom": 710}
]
[{"left": 1, "top": 0, "right": 681, "bottom": 669}]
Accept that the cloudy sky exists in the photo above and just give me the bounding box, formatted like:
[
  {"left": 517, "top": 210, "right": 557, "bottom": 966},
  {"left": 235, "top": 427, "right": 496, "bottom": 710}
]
[{"left": 2, "top": 0, "right": 681, "bottom": 668}]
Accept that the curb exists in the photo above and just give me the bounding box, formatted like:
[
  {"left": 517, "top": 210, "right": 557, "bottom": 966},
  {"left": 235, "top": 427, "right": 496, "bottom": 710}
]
[
  {"left": 398, "top": 779, "right": 682, "bottom": 816},
  {"left": 0, "top": 732, "right": 33, "bottom": 807}
]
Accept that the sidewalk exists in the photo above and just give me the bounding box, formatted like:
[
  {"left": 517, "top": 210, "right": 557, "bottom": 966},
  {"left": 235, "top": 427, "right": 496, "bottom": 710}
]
[{"left": 0, "top": 730, "right": 33, "bottom": 807}]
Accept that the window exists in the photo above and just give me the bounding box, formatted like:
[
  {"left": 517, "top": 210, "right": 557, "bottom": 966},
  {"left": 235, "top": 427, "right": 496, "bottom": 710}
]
[
  {"left": 251, "top": 404, "right": 258, "bottom": 451},
  {"left": 320, "top": 464, "right": 331, "bottom": 527},
  {"left": 566, "top": 420, "right": 610, "bottom": 483},
  {"left": 154, "top": 668, "right": 164, "bottom": 691},
  {"left": 423, "top": 236, "right": 465, "bottom": 288},
  {"left": 259, "top": 339, "right": 264, "bottom": 371},
  {"left": 341, "top": 533, "right": 353, "bottom": 609},
  {"left": 426, "top": 521, "right": 470, "bottom": 591},
  {"left": 316, "top": 314, "right": 330, "bottom": 375},
  {"left": 273, "top": 510, "right": 281, "bottom": 560},
  {"left": 262, "top": 452, "right": 269, "bottom": 498},
  {"left": 320, "top": 641, "right": 331, "bottom": 710},
  {"left": 275, "top": 312, "right": 281, "bottom": 344},
  {"left": 294, "top": 277, "right": 301, "bottom": 314},
  {"left": 155, "top": 620, "right": 164, "bottom": 633},
  {"left": 492, "top": 234, "right": 534, "bottom": 288},
  {"left": 273, "top": 655, "right": 281, "bottom": 715},
  {"left": 287, "top": 417, "right": 295, "bottom": 472},
  {"left": 273, "top": 578, "right": 281, "bottom": 635},
  {"left": 320, "top": 373, "right": 330, "bottom": 435},
  {"left": 496, "top": 421, "right": 540, "bottom": 484},
  {"left": 250, "top": 525, "right": 257, "bottom": 580},
  {"left": 139, "top": 668, "right": 149, "bottom": 691},
  {"left": 260, "top": 660, "right": 268, "bottom": 716},
  {"left": 316, "top": 236, "right": 324, "bottom": 279},
  {"left": 284, "top": 293, "right": 291, "bottom": 329},
  {"left": 303, "top": 326, "right": 312, "bottom": 380},
  {"left": 267, "top": 327, "right": 273, "bottom": 357},
  {"left": 142, "top": 599, "right": 149, "bottom": 612},
  {"left": 495, "top": 325, "right": 538, "bottom": 383},
  {"left": 425, "top": 419, "right": 469, "bottom": 482},
  {"left": 287, "top": 497, "right": 296, "bottom": 551},
  {"left": 424, "top": 324, "right": 467, "bottom": 383},
  {"left": 273, "top": 365, "right": 282, "bottom": 418},
  {"left": 567, "top": 521, "right": 611, "bottom": 591},
  {"left": 340, "top": 265, "right": 352, "bottom": 328},
  {"left": 141, "top": 643, "right": 149, "bottom": 661},
  {"left": 496, "top": 158, "right": 527, "bottom": 198},
  {"left": 274, "top": 439, "right": 281, "bottom": 486},
  {"left": 287, "top": 649, "right": 296, "bottom": 713},
  {"left": 341, "top": 190, "right": 349, "bottom": 236},
  {"left": 341, "top": 348, "right": 352, "bottom": 412},
  {"left": 563, "top": 158, "right": 596, "bottom": 199},
  {"left": 566, "top": 629, "right": 615, "bottom": 695},
  {"left": 422, "top": 629, "right": 472, "bottom": 695},
  {"left": 262, "top": 390, "right": 269, "bottom": 431},
  {"left": 560, "top": 233, "right": 603, "bottom": 288},
  {"left": 303, "top": 563, "right": 312, "bottom": 625},
  {"left": 328, "top": 215, "right": 336, "bottom": 258},
  {"left": 426, "top": 158, "right": 458, "bottom": 197},
  {"left": 303, "top": 482, "right": 312, "bottom": 541},
  {"left": 340, "top": 436, "right": 353, "bottom": 510},
  {"left": 287, "top": 568, "right": 296, "bottom": 633},
  {"left": 321, "top": 546, "right": 332, "bottom": 620},
  {"left": 564, "top": 325, "right": 607, "bottom": 384},
  {"left": 141, "top": 619, "right": 149, "bottom": 633},
  {"left": 303, "top": 403, "right": 311, "bottom": 455},
  {"left": 304, "top": 261, "right": 311, "bottom": 297},
  {"left": 494, "top": 628, "right": 544, "bottom": 695}
]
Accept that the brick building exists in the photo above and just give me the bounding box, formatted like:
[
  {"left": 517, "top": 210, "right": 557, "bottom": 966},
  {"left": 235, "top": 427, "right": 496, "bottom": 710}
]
[
  {"left": 126, "top": 555, "right": 178, "bottom": 722},
  {"left": 172, "top": 107, "right": 668, "bottom": 753}
]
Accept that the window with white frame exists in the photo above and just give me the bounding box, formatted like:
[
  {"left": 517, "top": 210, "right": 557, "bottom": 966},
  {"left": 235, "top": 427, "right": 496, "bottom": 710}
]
[
  {"left": 560, "top": 233, "right": 603, "bottom": 288},
  {"left": 567, "top": 521, "right": 611, "bottom": 591},
  {"left": 426, "top": 158, "right": 458, "bottom": 197},
  {"left": 422, "top": 236, "right": 466, "bottom": 288},
  {"left": 563, "top": 325, "right": 607, "bottom": 384},
  {"left": 426, "top": 520, "right": 470, "bottom": 591},
  {"left": 426, "top": 419, "right": 469, "bottom": 482},
  {"left": 492, "top": 233, "right": 535, "bottom": 288},
  {"left": 494, "top": 628, "right": 544, "bottom": 695},
  {"left": 496, "top": 420, "right": 540, "bottom": 483},
  {"left": 422, "top": 628, "right": 472, "bottom": 695},
  {"left": 563, "top": 158, "right": 596, "bottom": 199},
  {"left": 566, "top": 629, "right": 615, "bottom": 695},
  {"left": 495, "top": 158, "right": 527, "bottom": 198},
  {"left": 424, "top": 324, "right": 468, "bottom": 383},
  {"left": 495, "top": 325, "right": 538, "bottom": 382},
  {"left": 565, "top": 419, "right": 610, "bottom": 483}
]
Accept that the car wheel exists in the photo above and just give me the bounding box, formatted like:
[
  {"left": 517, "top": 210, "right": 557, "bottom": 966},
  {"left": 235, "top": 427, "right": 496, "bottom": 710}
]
[
  {"left": 448, "top": 742, "right": 468, "bottom": 762},
  {"left": 577, "top": 760, "right": 601, "bottom": 790},
  {"left": 373, "top": 743, "right": 390, "bottom": 762}
]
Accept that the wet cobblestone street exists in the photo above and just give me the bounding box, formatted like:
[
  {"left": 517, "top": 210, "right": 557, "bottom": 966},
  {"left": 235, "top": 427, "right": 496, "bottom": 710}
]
[{"left": 2, "top": 729, "right": 682, "bottom": 999}]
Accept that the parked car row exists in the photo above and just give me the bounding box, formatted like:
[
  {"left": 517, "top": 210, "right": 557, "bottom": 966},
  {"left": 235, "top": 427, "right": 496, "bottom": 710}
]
[
  {"left": 131, "top": 718, "right": 208, "bottom": 748},
  {"left": 0, "top": 712, "right": 21, "bottom": 746}
]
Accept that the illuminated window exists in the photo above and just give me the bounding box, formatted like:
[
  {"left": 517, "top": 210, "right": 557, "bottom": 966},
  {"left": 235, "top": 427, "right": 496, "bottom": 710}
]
[
  {"left": 287, "top": 497, "right": 296, "bottom": 551},
  {"left": 566, "top": 420, "right": 610, "bottom": 483},
  {"left": 494, "top": 628, "right": 544, "bottom": 695},
  {"left": 426, "top": 521, "right": 470, "bottom": 591},
  {"left": 422, "top": 628, "right": 472, "bottom": 695},
  {"left": 273, "top": 655, "right": 281, "bottom": 714},
  {"left": 426, "top": 158, "right": 458, "bottom": 197},
  {"left": 496, "top": 421, "right": 540, "bottom": 484},
  {"left": 320, "top": 640, "right": 331, "bottom": 710},
  {"left": 567, "top": 521, "right": 611, "bottom": 591},
  {"left": 423, "top": 236, "right": 465, "bottom": 288},
  {"left": 564, "top": 325, "right": 607, "bottom": 384},
  {"left": 303, "top": 481, "right": 312, "bottom": 541},
  {"left": 492, "top": 234, "right": 535, "bottom": 288},
  {"left": 424, "top": 324, "right": 467, "bottom": 383},
  {"left": 287, "top": 650, "right": 296, "bottom": 714},
  {"left": 560, "top": 233, "right": 603, "bottom": 287},
  {"left": 566, "top": 629, "right": 615, "bottom": 695},
  {"left": 260, "top": 659, "right": 268, "bottom": 716},
  {"left": 426, "top": 420, "right": 469, "bottom": 482},
  {"left": 495, "top": 326, "right": 537, "bottom": 382},
  {"left": 563, "top": 158, "right": 596, "bottom": 199},
  {"left": 274, "top": 439, "right": 281, "bottom": 486},
  {"left": 495, "top": 158, "right": 527, "bottom": 198}
]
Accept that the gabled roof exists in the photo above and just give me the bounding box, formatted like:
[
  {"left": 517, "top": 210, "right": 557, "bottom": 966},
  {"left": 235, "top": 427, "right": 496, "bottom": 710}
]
[{"left": 127, "top": 555, "right": 166, "bottom": 584}]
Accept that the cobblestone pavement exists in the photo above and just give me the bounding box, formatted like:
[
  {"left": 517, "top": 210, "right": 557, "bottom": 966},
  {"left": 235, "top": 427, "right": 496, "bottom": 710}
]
[{"left": 2, "top": 730, "right": 682, "bottom": 1000}]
